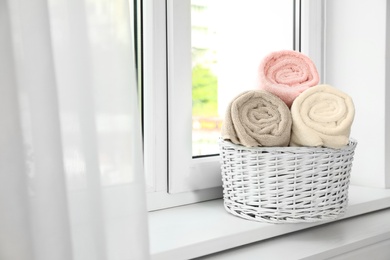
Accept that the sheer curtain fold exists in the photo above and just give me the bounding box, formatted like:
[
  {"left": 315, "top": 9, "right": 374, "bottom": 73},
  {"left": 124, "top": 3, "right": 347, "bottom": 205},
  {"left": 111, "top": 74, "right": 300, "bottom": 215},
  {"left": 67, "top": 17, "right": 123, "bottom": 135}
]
[
  {"left": 0, "top": 0, "right": 149, "bottom": 259},
  {"left": 0, "top": 2, "right": 34, "bottom": 259}
]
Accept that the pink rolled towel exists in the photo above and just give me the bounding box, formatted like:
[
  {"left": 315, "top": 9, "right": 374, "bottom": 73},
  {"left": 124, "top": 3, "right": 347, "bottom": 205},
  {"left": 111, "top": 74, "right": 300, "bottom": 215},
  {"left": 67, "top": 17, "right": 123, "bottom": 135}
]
[{"left": 258, "top": 50, "right": 319, "bottom": 108}]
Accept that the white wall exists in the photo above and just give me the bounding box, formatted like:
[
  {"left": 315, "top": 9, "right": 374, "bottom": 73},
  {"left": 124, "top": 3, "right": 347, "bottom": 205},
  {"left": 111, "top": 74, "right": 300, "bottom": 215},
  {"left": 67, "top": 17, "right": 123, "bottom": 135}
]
[{"left": 325, "top": 0, "right": 388, "bottom": 188}]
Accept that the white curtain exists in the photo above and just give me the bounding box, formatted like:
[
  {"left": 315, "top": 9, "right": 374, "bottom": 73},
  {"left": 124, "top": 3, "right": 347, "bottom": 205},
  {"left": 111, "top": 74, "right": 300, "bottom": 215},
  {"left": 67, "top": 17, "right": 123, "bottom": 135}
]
[{"left": 0, "top": 0, "right": 149, "bottom": 259}]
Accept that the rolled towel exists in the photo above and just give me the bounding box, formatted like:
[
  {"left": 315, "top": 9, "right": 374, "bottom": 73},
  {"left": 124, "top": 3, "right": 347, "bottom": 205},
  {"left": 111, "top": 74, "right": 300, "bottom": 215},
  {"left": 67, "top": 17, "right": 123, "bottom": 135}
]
[
  {"left": 221, "top": 90, "right": 292, "bottom": 147},
  {"left": 290, "top": 84, "right": 355, "bottom": 149},
  {"left": 258, "top": 50, "right": 319, "bottom": 108}
]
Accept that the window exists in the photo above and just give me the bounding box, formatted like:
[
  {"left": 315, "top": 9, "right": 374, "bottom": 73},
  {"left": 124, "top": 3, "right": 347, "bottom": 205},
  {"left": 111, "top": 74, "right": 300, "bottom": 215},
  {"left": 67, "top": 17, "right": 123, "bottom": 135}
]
[
  {"left": 191, "top": 0, "right": 294, "bottom": 157},
  {"left": 142, "top": 0, "right": 324, "bottom": 210}
]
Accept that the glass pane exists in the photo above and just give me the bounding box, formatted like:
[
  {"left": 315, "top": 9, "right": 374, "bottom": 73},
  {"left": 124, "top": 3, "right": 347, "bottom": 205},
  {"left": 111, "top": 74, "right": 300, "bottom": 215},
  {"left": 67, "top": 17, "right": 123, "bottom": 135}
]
[{"left": 191, "top": 0, "right": 294, "bottom": 157}]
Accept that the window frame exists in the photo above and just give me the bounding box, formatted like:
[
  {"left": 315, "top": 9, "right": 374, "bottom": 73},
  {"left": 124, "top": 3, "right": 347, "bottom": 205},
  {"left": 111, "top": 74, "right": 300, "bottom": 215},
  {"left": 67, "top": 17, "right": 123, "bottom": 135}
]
[
  {"left": 167, "top": 0, "right": 223, "bottom": 194},
  {"left": 143, "top": 0, "right": 326, "bottom": 211}
]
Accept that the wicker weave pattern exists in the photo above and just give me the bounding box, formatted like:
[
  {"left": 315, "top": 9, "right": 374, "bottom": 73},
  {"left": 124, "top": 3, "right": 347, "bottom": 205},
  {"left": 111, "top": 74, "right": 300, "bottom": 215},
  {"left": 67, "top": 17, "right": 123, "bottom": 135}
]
[{"left": 219, "top": 139, "right": 357, "bottom": 223}]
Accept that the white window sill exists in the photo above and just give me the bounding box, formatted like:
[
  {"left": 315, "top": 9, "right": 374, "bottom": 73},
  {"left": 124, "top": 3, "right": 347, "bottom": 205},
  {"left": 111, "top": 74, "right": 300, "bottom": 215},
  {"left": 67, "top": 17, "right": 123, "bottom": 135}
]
[
  {"left": 199, "top": 207, "right": 390, "bottom": 259},
  {"left": 148, "top": 185, "right": 390, "bottom": 260}
]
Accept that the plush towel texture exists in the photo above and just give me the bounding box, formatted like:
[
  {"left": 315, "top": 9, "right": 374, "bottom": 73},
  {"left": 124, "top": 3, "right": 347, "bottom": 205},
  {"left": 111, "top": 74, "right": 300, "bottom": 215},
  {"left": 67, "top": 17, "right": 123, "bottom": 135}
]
[
  {"left": 222, "top": 90, "right": 292, "bottom": 147},
  {"left": 258, "top": 50, "right": 319, "bottom": 108},
  {"left": 290, "top": 84, "right": 355, "bottom": 149}
]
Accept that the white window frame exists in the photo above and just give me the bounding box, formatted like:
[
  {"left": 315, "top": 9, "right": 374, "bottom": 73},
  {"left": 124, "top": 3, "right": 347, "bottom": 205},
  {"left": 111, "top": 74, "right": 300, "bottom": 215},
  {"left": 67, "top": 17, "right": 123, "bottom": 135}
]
[
  {"left": 167, "top": 0, "right": 223, "bottom": 194},
  {"left": 143, "top": 0, "right": 326, "bottom": 211}
]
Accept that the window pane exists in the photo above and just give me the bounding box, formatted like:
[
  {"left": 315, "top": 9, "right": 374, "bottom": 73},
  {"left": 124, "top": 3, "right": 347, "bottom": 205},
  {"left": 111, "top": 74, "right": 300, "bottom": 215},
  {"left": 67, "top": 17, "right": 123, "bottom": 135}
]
[{"left": 191, "top": 0, "right": 294, "bottom": 157}]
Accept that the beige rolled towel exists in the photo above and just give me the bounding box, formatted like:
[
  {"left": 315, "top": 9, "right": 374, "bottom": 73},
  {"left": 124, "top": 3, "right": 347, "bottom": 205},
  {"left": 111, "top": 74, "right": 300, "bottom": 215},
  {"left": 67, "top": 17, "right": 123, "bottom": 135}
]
[
  {"left": 290, "top": 84, "right": 355, "bottom": 149},
  {"left": 222, "top": 90, "right": 292, "bottom": 147}
]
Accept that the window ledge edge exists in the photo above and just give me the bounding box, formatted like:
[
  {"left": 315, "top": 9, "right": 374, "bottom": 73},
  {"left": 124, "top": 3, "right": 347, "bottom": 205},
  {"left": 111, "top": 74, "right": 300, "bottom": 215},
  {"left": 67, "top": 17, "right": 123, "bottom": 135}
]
[{"left": 148, "top": 185, "right": 390, "bottom": 260}]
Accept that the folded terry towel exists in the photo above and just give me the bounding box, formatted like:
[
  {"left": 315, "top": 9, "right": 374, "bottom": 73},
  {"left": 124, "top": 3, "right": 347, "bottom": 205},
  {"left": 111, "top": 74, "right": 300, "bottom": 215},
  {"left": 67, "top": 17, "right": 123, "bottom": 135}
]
[
  {"left": 221, "top": 90, "right": 292, "bottom": 147},
  {"left": 258, "top": 50, "right": 319, "bottom": 108},
  {"left": 290, "top": 84, "right": 355, "bottom": 149}
]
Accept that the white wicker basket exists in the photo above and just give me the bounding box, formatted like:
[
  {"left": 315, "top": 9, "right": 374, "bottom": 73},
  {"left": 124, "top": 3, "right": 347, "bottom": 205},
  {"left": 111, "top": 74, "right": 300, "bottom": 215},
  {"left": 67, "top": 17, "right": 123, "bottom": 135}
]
[{"left": 219, "top": 139, "right": 357, "bottom": 224}]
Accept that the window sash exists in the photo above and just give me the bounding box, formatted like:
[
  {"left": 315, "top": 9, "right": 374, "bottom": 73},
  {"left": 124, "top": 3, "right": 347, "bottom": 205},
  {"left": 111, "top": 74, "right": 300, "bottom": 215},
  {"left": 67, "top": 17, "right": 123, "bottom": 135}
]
[{"left": 168, "top": 0, "right": 298, "bottom": 194}]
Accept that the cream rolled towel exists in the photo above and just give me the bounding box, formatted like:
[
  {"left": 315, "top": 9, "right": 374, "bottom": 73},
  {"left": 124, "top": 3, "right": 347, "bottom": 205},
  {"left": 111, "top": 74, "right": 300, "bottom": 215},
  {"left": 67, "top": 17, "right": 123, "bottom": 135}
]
[
  {"left": 258, "top": 50, "right": 319, "bottom": 108},
  {"left": 290, "top": 84, "right": 355, "bottom": 149},
  {"left": 222, "top": 90, "right": 292, "bottom": 147}
]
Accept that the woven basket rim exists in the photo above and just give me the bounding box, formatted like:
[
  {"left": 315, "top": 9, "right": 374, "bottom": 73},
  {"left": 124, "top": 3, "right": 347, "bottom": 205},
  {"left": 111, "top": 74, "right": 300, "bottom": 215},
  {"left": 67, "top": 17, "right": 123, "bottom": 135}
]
[{"left": 219, "top": 138, "right": 357, "bottom": 153}]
